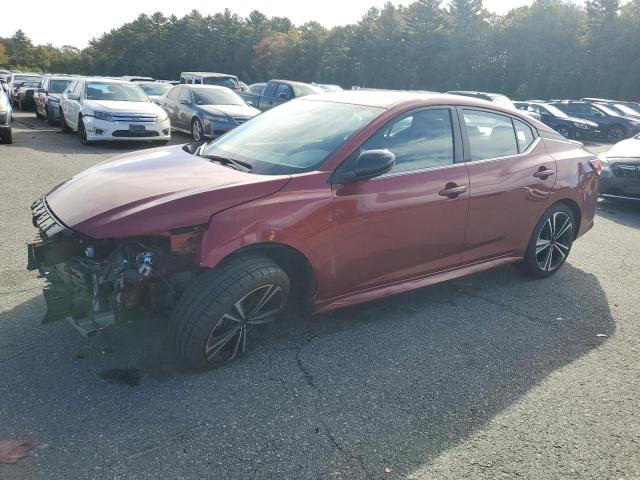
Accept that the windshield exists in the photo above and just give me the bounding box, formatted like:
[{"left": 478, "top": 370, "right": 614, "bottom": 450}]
[
  {"left": 49, "top": 79, "right": 72, "bottom": 94},
  {"left": 201, "top": 99, "right": 382, "bottom": 175},
  {"left": 293, "top": 83, "right": 324, "bottom": 97},
  {"left": 596, "top": 104, "right": 619, "bottom": 117},
  {"left": 540, "top": 104, "right": 568, "bottom": 118},
  {"left": 85, "top": 82, "right": 149, "bottom": 102},
  {"left": 192, "top": 88, "right": 245, "bottom": 106},
  {"left": 614, "top": 104, "right": 640, "bottom": 116},
  {"left": 138, "top": 83, "right": 171, "bottom": 96},
  {"left": 202, "top": 76, "right": 238, "bottom": 88}
]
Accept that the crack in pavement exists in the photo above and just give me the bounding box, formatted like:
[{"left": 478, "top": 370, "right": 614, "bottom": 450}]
[{"left": 293, "top": 333, "right": 374, "bottom": 480}]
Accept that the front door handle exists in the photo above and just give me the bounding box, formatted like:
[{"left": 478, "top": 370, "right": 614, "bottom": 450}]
[
  {"left": 439, "top": 183, "right": 468, "bottom": 198},
  {"left": 534, "top": 168, "right": 555, "bottom": 179}
]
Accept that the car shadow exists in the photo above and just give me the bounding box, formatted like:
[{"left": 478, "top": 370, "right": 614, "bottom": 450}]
[{"left": 0, "top": 263, "right": 613, "bottom": 479}]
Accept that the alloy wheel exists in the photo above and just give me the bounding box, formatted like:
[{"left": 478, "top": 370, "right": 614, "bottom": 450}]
[
  {"left": 204, "top": 284, "right": 285, "bottom": 364},
  {"left": 608, "top": 126, "right": 624, "bottom": 143},
  {"left": 192, "top": 119, "right": 203, "bottom": 141},
  {"left": 535, "top": 211, "right": 573, "bottom": 272}
]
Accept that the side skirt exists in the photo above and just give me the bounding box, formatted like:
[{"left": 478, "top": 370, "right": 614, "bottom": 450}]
[{"left": 313, "top": 255, "right": 523, "bottom": 315}]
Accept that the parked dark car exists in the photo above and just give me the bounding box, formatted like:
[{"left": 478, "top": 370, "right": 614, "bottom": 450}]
[
  {"left": 581, "top": 98, "right": 640, "bottom": 111},
  {"left": 27, "top": 91, "right": 598, "bottom": 370},
  {"left": 34, "top": 76, "right": 76, "bottom": 125},
  {"left": 159, "top": 84, "right": 259, "bottom": 141},
  {"left": 447, "top": 90, "right": 516, "bottom": 109},
  {"left": 244, "top": 79, "right": 324, "bottom": 111},
  {"left": 10, "top": 73, "right": 43, "bottom": 111},
  {"left": 598, "top": 133, "right": 640, "bottom": 201},
  {"left": 0, "top": 85, "right": 12, "bottom": 144},
  {"left": 593, "top": 102, "right": 640, "bottom": 119},
  {"left": 550, "top": 101, "right": 640, "bottom": 143},
  {"left": 517, "top": 101, "right": 598, "bottom": 140}
]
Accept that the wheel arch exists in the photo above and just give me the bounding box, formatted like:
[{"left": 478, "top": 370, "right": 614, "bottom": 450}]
[{"left": 214, "top": 242, "right": 316, "bottom": 309}]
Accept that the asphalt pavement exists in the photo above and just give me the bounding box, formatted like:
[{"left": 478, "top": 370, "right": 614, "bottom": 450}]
[{"left": 0, "top": 112, "right": 638, "bottom": 480}]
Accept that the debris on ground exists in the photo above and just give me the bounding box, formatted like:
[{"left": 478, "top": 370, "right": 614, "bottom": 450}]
[{"left": 0, "top": 440, "right": 34, "bottom": 464}]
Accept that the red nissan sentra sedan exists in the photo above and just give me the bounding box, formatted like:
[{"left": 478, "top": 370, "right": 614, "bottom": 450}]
[{"left": 27, "top": 91, "right": 599, "bottom": 370}]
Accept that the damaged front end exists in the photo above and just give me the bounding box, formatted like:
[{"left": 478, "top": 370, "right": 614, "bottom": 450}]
[{"left": 27, "top": 196, "right": 201, "bottom": 337}]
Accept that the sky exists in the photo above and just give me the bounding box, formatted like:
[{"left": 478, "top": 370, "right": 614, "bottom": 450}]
[{"left": 2, "top": 0, "right": 573, "bottom": 49}]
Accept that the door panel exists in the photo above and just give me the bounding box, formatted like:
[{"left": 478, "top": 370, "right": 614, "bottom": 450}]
[
  {"left": 329, "top": 107, "right": 469, "bottom": 298},
  {"left": 461, "top": 108, "right": 557, "bottom": 263}
]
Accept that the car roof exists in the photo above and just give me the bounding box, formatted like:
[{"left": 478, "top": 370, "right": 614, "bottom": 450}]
[
  {"left": 183, "top": 84, "right": 229, "bottom": 91},
  {"left": 181, "top": 72, "right": 237, "bottom": 78},
  {"left": 302, "top": 89, "right": 522, "bottom": 112}
]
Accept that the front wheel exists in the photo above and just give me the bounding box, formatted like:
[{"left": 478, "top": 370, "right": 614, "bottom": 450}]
[
  {"left": 608, "top": 125, "right": 625, "bottom": 143},
  {"left": 516, "top": 204, "right": 575, "bottom": 278},
  {"left": 60, "top": 110, "right": 72, "bottom": 133},
  {"left": 170, "top": 254, "right": 290, "bottom": 370},
  {"left": 191, "top": 117, "right": 204, "bottom": 142},
  {"left": 556, "top": 125, "right": 571, "bottom": 139},
  {"left": 77, "top": 117, "right": 93, "bottom": 145}
]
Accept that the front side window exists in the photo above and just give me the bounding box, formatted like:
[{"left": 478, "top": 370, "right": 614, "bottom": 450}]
[
  {"left": 179, "top": 88, "right": 191, "bottom": 103},
  {"left": 167, "top": 86, "right": 181, "bottom": 100},
  {"left": 361, "top": 108, "right": 455, "bottom": 173},
  {"left": 276, "top": 84, "right": 294, "bottom": 99},
  {"left": 202, "top": 99, "right": 382, "bottom": 175},
  {"left": 85, "top": 82, "right": 149, "bottom": 102},
  {"left": 463, "top": 110, "right": 518, "bottom": 161}
]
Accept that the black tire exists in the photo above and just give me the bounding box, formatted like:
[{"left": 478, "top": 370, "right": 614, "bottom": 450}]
[
  {"left": 46, "top": 106, "right": 57, "bottom": 126},
  {"left": 607, "top": 124, "right": 625, "bottom": 144},
  {"left": 191, "top": 117, "right": 204, "bottom": 142},
  {"left": 556, "top": 125, "right": 572, "bottom": 139},
  {"left": 0, "top": 128, "right": 12, "bottom": 144},
  {"left": 516, "top": 203, "right": 575, "bottom": 278},
  {"left": 170, "top": 254, "right": 290, "bottom": 370},
  {"left": 77, "top": 117, "right": 93, "bottom": 145},
  {"left": 60, "top": 109, "right": 72, "bottom": 133}
]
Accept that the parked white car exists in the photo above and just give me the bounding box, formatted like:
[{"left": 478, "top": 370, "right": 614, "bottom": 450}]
[{"left": 59, "top": 77, "right": 171, "bottom": 145}]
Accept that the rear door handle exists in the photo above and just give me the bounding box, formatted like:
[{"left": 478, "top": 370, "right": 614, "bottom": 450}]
[
  {"left": 534, "top": 169, "right": 555, "bottom": 179},
  {"left": 438, "top": 184, "right": 468, "bottom": 198}
]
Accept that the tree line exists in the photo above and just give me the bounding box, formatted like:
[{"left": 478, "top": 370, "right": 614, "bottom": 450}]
[{"left": 1, "top": 0, "right": 639, "bottom": 101}]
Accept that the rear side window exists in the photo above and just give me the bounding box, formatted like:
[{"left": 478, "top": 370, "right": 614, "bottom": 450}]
[
  {"left": 167, "top": 86, "right": 181, "bottom": 100},
  {"left": 514, "top": 119, "right": 535, "bottom": 152},
  {"left": 463, "top": 110, "right": 518, "bottom": 161},
  {"left": 362, "top": 108, "right": 455, "bottom": 173},
  {"left": 263, "top": 82, "right": 278, "bottom": 97}
]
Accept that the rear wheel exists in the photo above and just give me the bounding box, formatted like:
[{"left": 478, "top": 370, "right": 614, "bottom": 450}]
[
  {"left": 191, "top": 117, "right": 203, "bottom": 142},
  {"left": 516, "top": 204, "right": 575, "bottom": 278},
  {"left": 170, "top": 254, "right": 290, "bottom": 370}
]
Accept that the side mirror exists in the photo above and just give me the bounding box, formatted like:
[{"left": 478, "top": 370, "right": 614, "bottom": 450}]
[
  {"left": 278, "top": 92, "right": 290, "bottom": 100},
  {"left": 67, "top": 93, "right": 80, "bottom": 100},
  {"left": 179, "top": 99, "right": 190, "bottom": 105},
  {"left": 355, "top": 149, "right": 396, "bottom": 179},
  {"left": 37, "top": 88, "right": 47, "bottom": 93}
]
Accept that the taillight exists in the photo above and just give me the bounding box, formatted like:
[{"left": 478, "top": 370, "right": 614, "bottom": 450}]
[{"left": 588, "top": 158, "right": 602, "bottom": 175}]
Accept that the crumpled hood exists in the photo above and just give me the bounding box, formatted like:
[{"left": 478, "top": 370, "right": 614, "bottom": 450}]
[
  {"left": 46, "top": 145, "right": 290, "bottom": 238},
  {"left": 200, "top": 104, "right": 260, "bottom": 118}
]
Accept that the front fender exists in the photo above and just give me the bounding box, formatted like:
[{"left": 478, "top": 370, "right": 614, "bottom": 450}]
[{"left": 199, "top": 171, "right": 336, "bottom": 301}]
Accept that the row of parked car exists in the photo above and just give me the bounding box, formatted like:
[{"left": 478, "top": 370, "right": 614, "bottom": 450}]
[{"left": 445, "top": 90, "right": 640, "bottom": 144}]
